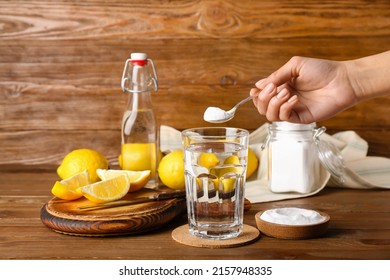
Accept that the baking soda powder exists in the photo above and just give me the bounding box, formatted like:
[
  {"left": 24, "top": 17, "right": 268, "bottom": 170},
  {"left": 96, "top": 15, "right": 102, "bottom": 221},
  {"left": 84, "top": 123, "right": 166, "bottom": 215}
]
[
  {"left": 203, "top": 107, "right": 229, "bottom": 122},
  {"left": 260, "top": 207, "right": 326, "bottom": 225}
]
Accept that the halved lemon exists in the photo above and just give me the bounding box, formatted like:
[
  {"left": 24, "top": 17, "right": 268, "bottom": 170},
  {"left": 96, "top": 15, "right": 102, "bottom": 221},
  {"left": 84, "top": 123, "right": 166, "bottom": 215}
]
[
  {"left": 96, "top": 169, "right": 151, "bottom": 192},
  {"left": 51, "top": 170, "right": 90, "bottom": 200},
  {"left": 80, "top": 174, "right": 130, "bottom": 203}
]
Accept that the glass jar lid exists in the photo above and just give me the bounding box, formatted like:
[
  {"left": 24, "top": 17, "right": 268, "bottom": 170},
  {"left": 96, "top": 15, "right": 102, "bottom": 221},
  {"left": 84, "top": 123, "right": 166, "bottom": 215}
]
[
  {"left": 271, "top": 121, "right": 316, "bottom": 131},
  {"left": 315, "top": 139, "right": 346, "bottom": 184}
]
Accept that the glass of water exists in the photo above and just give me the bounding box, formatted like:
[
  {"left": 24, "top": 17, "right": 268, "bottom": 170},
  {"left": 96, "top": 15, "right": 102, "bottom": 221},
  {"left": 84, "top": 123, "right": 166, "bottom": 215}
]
[{"left": 181, "top": 127, "right": 249, "bottom": 239}]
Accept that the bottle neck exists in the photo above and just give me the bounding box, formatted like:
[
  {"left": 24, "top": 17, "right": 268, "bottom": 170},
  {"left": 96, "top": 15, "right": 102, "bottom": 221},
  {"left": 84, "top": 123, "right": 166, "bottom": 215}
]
[
  {"left": 131, "top": 64, "right": 150, "bottom": 93},
  {"left": 125, "top": 63, "right": 154, "bottom": 111},
  {"left": 126, "top": 91, "right": 153, "bottom": 111}
]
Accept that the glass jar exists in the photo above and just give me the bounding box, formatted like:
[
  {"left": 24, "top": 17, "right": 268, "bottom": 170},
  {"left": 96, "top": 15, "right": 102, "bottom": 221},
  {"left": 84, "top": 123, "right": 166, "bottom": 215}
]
[{"left": 266, "top": 122, "right": 322, "bottom": 194}]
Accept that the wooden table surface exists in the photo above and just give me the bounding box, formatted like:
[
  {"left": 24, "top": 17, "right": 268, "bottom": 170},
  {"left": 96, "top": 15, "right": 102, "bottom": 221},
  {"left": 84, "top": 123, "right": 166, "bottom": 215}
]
[{"left": 1, "top": 167, "right": 389, "bottom": 260}]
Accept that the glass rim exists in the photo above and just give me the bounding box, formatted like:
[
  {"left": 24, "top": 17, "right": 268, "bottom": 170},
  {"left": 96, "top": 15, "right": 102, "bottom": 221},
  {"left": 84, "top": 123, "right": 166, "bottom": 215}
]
[{"left": 181, "top": 127, "right": 249, "bottom": 138}]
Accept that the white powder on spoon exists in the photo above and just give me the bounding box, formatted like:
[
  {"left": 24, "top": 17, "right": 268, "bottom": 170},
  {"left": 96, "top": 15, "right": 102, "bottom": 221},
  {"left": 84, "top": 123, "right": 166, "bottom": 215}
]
[
  {"left": 260, "top": 207, "right": 326, "bottom": 225},
  {"left": 203, "top": 107, "right": 230, "bottom": 122}
]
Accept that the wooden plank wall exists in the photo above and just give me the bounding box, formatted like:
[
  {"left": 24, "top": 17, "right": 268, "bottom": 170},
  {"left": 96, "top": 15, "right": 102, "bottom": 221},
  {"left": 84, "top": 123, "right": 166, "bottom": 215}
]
[{"left": 1, "top": 0, "right": 390, "bottom": 168}]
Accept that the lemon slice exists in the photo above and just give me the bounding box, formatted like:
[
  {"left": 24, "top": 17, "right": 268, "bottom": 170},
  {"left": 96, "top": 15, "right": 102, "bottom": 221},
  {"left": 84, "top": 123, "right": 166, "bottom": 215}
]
[
  {"left": 80, "top": 174, "right": 130, "bottom": 203},
  {"left": 96, "top": 169, "right": 151, "bottom": 192},
  {"left": 51, "top": 170, "right": 90, "bottom": 200}
]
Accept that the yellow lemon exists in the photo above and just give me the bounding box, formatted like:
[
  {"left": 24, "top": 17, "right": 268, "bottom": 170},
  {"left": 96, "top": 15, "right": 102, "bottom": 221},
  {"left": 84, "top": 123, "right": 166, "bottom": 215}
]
[
  {"left": 196, "top": 173, "right": 219, "bottom": 192},
  {"left": 57, "top": 149, "right": 108, "bottom": 183},
  {"left": 80, "top": 174, "right": 130, "bottom": 203},
  {"left": 157, "top": 150, "right": 185, "bottom": 190},
  {"left": 246, "top": 147, "right": 259, "bottom": 179},
  {"left": 220, "top": 177, "right": 237, "bottom": 193},
  {"left": 224, "top": 155, "right": 240, "bottom": 165},
  {"left": 222, "top": 149, "right": 259, "bottom": 179},
  {"left": 96, "top": 169, "right": 151, "bottom": 192},
  {"left": 51, "top": 170, "right": 90, "bottom": 200},
  {"left": 211, "top": 155, "right": 243, "bottom": 178},
  {"left": 197, "top": 153, "right": 220, "bottom": 169},
  {"left": 211, "top": 149, "right": 258, "bottom": 179},
  {"left": 119, "top": 143, "right": 161, "bottom": 178}
]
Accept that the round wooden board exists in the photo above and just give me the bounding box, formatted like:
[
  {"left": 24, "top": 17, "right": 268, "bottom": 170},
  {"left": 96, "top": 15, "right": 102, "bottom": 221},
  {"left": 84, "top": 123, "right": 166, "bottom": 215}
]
[
  {"left": 40, "top": 189, "right": 186, "bottom": 237},
  {"left": 171, "top": 224, "right": 260, "bottom": 248}
]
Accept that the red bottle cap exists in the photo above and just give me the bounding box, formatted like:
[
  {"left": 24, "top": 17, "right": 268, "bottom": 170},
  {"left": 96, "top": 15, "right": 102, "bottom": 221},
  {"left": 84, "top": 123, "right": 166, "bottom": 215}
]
[{"left": 131, "top": 53, "right": 148, "bottom": 66}]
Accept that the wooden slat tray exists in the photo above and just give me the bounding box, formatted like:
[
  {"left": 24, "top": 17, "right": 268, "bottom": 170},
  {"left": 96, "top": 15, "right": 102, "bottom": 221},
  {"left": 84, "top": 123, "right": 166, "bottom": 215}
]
[{"left": 40, "top": 188, "right": 186, "bottom": 237}]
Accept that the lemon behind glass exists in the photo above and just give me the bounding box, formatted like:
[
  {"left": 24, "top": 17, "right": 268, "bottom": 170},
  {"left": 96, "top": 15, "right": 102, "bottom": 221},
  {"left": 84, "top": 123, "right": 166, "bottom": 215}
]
[
  {"left": 197, "top": 153, "right": 220, "bottom": 169},
  {"left": 246, "top": 147, "right": 259, "bottom": 179},
  {"left": 212, "top": 147, "right": 259, "bottom": 179},
  {"left": 57, "top": 149, "right": 108, "bottom": 183}
]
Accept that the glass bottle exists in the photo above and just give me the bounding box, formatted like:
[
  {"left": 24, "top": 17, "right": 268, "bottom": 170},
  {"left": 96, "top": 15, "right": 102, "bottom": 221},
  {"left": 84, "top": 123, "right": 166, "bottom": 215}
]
[{"left": 120, "top": 53, "right": 158, "bottom": 187}]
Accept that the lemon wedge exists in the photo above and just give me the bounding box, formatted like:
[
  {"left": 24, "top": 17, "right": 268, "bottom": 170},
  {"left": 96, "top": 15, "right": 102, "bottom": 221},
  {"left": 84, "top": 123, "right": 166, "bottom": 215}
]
[
  {"left": 80, "top": 174, "right": 130, "bottom": 203},
  {"left": 51, "top": 170, "right": 90, "bottom": 200},
  {"left": 96, "top": 169, "right": 151, "bottom": 192}
]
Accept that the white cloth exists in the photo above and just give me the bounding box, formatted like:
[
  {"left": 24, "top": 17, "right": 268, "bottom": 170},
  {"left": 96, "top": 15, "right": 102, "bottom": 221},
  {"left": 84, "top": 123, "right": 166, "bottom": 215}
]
[{"left": 160, "top": 124, "right": 390, "bottom": 204}]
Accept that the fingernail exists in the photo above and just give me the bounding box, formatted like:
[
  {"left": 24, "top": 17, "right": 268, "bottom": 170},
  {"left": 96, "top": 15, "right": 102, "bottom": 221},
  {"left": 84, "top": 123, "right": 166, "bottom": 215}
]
[
  {"left": 277, "top": 89, "right": 288, "bottom": 99},
  {"left": 249, "top": 88, "right": 259, "bottom": 97},
  {"left": 255, "top": 79, "right": 266, "bottom": 88},
  {"left": 263, "top": 83, "right": 275, "bottom": 94},
  {"left": 288, "top": 95, "right": 298, "bottom": 103}
]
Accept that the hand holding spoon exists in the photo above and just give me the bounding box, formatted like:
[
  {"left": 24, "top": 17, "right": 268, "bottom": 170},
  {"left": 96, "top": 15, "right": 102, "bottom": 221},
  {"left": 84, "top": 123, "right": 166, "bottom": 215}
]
[{"left": 203, "top": 96, "right": 253, "bottom": 123}]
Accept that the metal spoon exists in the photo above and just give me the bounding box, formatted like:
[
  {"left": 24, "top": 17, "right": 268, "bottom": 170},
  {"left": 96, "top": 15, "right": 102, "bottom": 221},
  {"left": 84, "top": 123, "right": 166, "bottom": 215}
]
[{"left": 203, "top": 95, "right": 253, "bottom": 123}]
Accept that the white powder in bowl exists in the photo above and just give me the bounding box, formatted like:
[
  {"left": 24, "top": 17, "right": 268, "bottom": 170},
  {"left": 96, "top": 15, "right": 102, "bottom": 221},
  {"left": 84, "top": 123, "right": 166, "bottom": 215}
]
[
  {"left": 203, "top": 107, "right": 229, "bottom": 122},
  {"left": 260, "top": 207, "right": 326, "bottom": 226}
]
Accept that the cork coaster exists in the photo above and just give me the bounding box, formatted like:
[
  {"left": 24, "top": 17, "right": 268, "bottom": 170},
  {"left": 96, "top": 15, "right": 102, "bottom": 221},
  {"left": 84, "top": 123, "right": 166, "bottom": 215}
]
[{"left": 171, "top": 224, "right": 260, "bottom": 248}]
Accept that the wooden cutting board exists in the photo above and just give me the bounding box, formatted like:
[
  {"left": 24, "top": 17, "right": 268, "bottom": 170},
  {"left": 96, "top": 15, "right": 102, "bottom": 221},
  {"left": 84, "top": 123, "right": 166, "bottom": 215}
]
[{"left": 40, "top": 188, "right": 187, "bottom": 237}]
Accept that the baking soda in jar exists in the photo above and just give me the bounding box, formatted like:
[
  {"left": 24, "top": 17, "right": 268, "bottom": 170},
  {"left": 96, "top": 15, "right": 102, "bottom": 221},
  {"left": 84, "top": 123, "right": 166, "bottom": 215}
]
[{"left": 267, "top": 122, "right": 321, "bottom": 194}]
